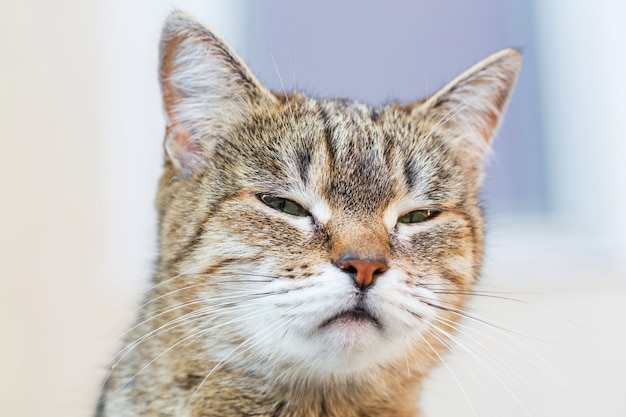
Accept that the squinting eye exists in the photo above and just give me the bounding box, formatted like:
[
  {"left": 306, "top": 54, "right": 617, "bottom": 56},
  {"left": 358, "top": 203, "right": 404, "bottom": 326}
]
[
  {"left": 397, "top": 209, "right": 437, "bottom": 224},
  {"left": 260, "top": 194, "right": 310, "bottom": 217}
]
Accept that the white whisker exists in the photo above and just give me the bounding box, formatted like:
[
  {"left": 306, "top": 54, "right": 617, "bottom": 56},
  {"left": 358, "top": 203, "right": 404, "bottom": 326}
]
[
  {"left": 107, "top": 306, "right": 278, "bottom": 399},
  {"left": 184, "top": 314, "right": 298, "bottom": 410},
  {"left": 417, "top": 331, "right": 479, "bottom": 417},
  {"left": 424, "top": 326, "right": 499, "bottom": 417},
  {"left": 435, "top": 311, "right": 597, "bottom": 417},
  {"left": 429, "top": 319, "right": 542, "bottom": 417}
]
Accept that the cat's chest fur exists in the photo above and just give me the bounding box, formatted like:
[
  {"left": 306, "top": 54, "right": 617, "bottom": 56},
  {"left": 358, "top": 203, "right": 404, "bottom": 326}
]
[{"left": 97, "top": 12, "right": 519, "bottom": 417}]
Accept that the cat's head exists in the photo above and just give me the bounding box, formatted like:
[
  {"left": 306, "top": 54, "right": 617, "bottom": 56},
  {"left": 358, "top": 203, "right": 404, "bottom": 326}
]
[{"left": 154, "top": 13, "right": 519, "bottom": 383}]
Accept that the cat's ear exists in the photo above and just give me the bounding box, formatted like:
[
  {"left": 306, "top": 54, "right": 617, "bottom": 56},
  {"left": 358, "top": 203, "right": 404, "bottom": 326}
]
[
  {"left": 159, "top": 12, "right": 275, "bottom": 176},
  {"left": 419, "top": 49, "right": 521, "bottom": 171}
]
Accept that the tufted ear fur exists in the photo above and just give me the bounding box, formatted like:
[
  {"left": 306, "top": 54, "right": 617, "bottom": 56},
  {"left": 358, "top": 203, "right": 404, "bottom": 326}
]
[
  {"left": 418, "top": 48, "right": 521, "bottom": 176},
  {"left": 159, "top": 12, "right": 276, "bottom": 176}
]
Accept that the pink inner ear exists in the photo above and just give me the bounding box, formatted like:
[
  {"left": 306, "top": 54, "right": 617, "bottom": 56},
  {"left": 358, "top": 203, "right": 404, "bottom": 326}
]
[
  {"left": 161, "top": 34, "right": 181, "bottom": 118},
  {"left": 479, "top": 108, "right": 499, "bottom": 142},
  {"left": 164, "top": 122, "right": 201, "bottom": 174},
  {"left": 160, "top": 34, "right": 201, "bottom": 172},
  {"left": 479, "top": 85, "right": 510, "bottom": 142}
]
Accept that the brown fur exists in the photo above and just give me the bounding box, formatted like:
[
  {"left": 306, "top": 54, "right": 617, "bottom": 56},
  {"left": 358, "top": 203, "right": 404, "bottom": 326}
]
[{"left": 97, "top": 12, "right": 520, "bottom": 417}]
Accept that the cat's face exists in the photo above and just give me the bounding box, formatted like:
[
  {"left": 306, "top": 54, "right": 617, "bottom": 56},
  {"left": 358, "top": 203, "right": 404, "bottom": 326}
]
[{"left": 154, "top": 14, "right": 519, "bottom": 384}]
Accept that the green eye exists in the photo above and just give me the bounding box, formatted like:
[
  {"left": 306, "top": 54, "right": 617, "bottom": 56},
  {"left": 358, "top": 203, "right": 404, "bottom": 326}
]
[
  {"left": 397, "top": 209, "right": 437, "bottom": 224},
  {"left": 260, "top": 194, "right": 310, "bottom": 217}
]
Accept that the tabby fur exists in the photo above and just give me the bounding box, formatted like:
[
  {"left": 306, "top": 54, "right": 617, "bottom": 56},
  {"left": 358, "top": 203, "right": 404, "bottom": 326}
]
[{"left": 97, "top": 12, "right": 520, "bottom": 417}]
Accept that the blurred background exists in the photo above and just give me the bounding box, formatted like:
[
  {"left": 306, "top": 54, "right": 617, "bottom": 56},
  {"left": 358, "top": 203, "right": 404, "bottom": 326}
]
[{"left": 1, "top": 0, "right": 624, "bottom": 416}]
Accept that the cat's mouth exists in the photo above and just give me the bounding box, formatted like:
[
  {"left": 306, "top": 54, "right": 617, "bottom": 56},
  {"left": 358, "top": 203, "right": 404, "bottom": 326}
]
[{"left": 320, "top": 305, "right": 381, "bottom": 329}]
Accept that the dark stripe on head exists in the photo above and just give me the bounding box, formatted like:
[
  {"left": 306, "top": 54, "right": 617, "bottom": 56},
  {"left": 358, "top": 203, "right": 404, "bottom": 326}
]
[
  {"left": 317, "top": 102, "right": 336, "bottom": 172},
  {"left": 370, "top": 107, "right": 382, "bottom": 123},
  {"left": 403, "top": 159, "right": 417, "bottom": 191},
  {"left": 297, "top": 145, "right": 311, "bottom": 185}
]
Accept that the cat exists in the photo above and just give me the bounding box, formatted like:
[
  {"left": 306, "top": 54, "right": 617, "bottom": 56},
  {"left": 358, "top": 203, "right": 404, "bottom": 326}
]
[{"left": 96, "top": 11, "right": 520, "bottom": 417}]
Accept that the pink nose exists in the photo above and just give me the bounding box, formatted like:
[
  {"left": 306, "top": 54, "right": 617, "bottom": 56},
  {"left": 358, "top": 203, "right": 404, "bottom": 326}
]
[{"left": 338, "top": 258, "right": 388, "bottom": 290}]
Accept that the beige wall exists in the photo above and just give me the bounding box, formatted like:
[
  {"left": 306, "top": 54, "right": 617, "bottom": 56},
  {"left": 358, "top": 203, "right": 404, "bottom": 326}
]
[
  {"left": 0, "top": 1, "right": 240, "bottom": 416},
  {"left": 0, "top": 2, "right": 108, "bottom": 416}
]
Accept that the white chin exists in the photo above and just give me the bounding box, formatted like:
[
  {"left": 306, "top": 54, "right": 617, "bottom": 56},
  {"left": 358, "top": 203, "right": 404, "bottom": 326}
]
[
  {"left": 300, "top": 319, "right": 393, "bottom": 376},
  {"left": 322, "top": 317, "right": 381, "bottom": 351}
]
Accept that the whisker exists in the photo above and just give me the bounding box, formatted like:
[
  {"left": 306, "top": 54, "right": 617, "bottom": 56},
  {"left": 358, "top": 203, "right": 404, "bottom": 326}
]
[
  {"left": 141, "top": 269, "right": 278, "bottom": 295},
  {"left": 417, "top": 296, "right": 543, "bottom": 340},
  {"left": 429, "top": 318, "right": 544, "bottom": 417},
  {"left": 105, "top": 298, "right": 280, "bottom": 390},
  {"left": 266, "top": 37, "right": 294, "bottom": 120},
  {"left": 431, "top": 290, "right": 528, "bottom": 304},
  {"left": 435, "top": 311, "right": 597, "bottom": 417},
  {"left": 117, "top": 273, "right": 276, "bottom": 331},
  {"left": 416, "top": 331, "right": 480, "bottom": 417},
  {"left": 184, "top": 314, "right": 298, "bottom": 410},
  {"left": 174, "top": 301, "right": 284, "bottom": 351},
  {"left": 106, "top": 306, "right": 279, "bottom": 400},
  {"left": 112, "top": 291, "right": 279, "bottom": 352},
  {"left": 423, "top": 326, "right": 499, "bottom": 417}
]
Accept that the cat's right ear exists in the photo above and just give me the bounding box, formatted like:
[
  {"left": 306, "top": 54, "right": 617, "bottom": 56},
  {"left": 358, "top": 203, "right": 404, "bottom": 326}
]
[{"left": 159, "top": 12, "right": 275, "bottom": 176}]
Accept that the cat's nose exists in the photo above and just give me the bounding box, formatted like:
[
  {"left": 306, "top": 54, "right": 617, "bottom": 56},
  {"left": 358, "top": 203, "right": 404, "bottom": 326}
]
[{"left": 338, "top": 256, "right": 388, "bottom": 290}]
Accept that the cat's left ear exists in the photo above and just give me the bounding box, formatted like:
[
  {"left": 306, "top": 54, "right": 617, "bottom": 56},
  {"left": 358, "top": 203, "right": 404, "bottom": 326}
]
[{"left": 419, "top": 49, "right": 521, "bottom": 171}]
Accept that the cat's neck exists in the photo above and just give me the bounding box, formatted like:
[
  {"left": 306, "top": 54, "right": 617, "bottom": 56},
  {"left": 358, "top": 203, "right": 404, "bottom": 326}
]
[{"left": 176, "top": 358, "right": 424, "bottom": 417}]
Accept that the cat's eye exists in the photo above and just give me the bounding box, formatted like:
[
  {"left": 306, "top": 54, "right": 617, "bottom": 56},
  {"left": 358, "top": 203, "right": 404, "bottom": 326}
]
[
  {"left": 397, "top": 209, "right": 437, "bottom": 224},
  {"left": 260, "top": 194, "right": 310, "bottom": 217}
]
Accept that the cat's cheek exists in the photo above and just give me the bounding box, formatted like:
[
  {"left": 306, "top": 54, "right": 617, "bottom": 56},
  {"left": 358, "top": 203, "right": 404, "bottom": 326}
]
[{"left": 443, "top": 253, "right": 475, "bottom": 283}]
